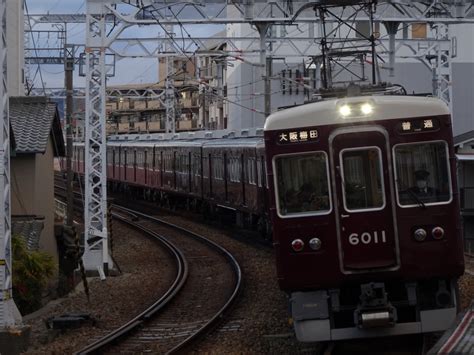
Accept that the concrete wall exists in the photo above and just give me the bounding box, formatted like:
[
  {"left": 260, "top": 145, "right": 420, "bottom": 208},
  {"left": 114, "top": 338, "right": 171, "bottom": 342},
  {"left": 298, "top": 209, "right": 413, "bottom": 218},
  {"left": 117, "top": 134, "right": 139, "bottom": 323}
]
[
  {"left": 11, "top": 138, "right": 58, "bottom": 265},
  {"left": 34, "top": 138, "right": 57, "bottom": 264},
  {"left": 11, "top": 155, "right": 36, "bottom": 215},
  {"left": 451, "top": 63, "right": 474, "bottom": 136}
]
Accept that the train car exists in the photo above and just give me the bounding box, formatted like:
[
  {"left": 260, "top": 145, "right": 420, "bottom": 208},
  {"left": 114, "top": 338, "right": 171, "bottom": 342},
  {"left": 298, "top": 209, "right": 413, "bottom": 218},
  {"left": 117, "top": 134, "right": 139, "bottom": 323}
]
[
  {"left": 202, "top": 137, "right": 266, "bottom": 226},
  {"left": 264, "top": 95, "right": 465, "bottom": 341},
  {"left": 70, "top": 134, "right": 269, "bottom": 231}
]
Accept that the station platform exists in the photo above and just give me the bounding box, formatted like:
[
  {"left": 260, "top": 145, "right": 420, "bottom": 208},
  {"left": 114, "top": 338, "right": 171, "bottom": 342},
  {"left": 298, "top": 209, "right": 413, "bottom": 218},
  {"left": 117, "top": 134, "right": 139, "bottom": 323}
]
[{"left": 428, "top": 303, "right": 474, "bottom": 354}]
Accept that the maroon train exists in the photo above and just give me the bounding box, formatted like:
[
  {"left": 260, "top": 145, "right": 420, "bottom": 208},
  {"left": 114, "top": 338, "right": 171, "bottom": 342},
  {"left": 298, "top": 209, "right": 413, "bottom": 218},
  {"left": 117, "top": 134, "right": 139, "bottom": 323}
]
[
  {"left": 68, "top": 94, "right": 464, "bottom": 342},
  {"left": 264, "top": 95, "right": 464, "bottom": 341},
  {"left": 71, "top": 134, "right": 271, "bottom": 233}
]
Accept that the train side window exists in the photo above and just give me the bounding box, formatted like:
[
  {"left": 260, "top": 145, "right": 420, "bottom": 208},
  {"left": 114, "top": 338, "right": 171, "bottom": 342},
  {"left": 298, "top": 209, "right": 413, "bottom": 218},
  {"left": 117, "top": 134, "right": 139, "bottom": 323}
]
[
  {"left": 147, "top": 149, "right": 154, "bottom": 169},
  {"left": 341, "top": 147, "right": 385, "bottom": 212},
  {"left": 128, "top": 150, "right": 134, "bottom": 167},
  {"left": 257, "top": 157, "right": 263, "bottom": 187},
  {"left": 203, "top": 155, "right": 209, "bottom": 178},
  {"left": 394, "top": 141, "right": 451, "bottom": 207},
  {"left": 247, "top": 157, "right": 256, "bottom": 185},
  {"left": 264, "top": 159, "right": 269, "bottom": 187},
  {"left": 213, "top": 156, "right": 223, "bottom": 181},
  {"left": 164, "top": 151, "right": 173, "bottom": 173},
  {"left": 274, "top": 152, "right": 331, "bottom": 217},
  {"left": 154, "top": 150, "right": 160, "bottom": 171},
  {"left": 193, "top": 153, "right": 201, "bottom": 177},
  {"left": 229, "top": 156, "right": 241, "bottom": 183}
]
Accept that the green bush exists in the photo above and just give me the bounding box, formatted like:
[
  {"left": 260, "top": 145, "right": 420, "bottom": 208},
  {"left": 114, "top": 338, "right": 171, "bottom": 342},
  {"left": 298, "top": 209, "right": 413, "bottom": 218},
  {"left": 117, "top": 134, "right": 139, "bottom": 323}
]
[{"left": 12, "top": 235, "right": 56, "bottom": 315}]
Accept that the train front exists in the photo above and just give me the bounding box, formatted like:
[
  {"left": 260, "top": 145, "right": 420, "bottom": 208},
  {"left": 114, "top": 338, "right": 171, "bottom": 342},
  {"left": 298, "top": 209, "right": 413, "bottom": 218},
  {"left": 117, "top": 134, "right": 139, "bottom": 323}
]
[{"left": 264, "top": 95, "right": 464, "bottom": 341}]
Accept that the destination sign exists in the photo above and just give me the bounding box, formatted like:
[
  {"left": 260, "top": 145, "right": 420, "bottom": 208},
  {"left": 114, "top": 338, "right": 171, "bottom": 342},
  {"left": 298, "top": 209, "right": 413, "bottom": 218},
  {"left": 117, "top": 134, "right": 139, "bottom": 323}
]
[
  {"left": 397, "top": 118, "right": 439, "bottom": 134},
  {"left": 278, "top": 129, "right": 319, "bottom": 144}
]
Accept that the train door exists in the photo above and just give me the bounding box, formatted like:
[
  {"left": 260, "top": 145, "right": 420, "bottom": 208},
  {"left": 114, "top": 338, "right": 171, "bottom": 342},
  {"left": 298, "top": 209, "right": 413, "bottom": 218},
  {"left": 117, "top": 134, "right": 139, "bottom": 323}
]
[
  {"left": 134, "top": 150, "right": 137, "bottom": 182},
  {"left": 330, "top": 128, "right": 400, "bottom": 273},
  {"left": 144, "top": 150, "right": 148, "bottom": 185}
]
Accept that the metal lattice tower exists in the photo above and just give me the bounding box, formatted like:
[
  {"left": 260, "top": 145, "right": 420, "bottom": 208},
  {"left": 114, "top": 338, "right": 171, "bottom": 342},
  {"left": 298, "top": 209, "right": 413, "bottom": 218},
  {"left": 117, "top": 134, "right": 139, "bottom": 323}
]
[
  {"left": 83, "top": 0, "right": 112, "bottom": 274},
  {"left": 0, "top": 0, "right": 20, "bottom": 328}
]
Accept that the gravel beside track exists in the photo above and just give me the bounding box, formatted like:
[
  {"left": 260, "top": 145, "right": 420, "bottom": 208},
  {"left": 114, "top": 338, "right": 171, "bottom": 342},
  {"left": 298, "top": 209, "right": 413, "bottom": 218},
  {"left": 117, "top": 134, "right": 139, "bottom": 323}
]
[{"left": 23, "top": 220, "right": 176, "bottom": 354}]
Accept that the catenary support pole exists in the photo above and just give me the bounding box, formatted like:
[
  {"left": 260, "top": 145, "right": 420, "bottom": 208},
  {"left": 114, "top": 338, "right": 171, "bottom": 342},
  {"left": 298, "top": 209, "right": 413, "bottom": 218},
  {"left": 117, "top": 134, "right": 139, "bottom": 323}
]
[
  {"left": 0, "top": 0, "right": 21, "bottom": 329},
  {"left": 65, "top": 44, "right": 74, "bottom": 228},
  {"left": 83, "top": 0, "right": 112, "bottom": 275}
]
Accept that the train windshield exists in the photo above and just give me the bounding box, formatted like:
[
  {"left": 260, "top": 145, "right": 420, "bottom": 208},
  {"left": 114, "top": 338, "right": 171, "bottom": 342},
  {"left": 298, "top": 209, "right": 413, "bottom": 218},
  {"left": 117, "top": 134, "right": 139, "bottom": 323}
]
[
  {"left": 275, "top": 152, "right": 330, "bottom": 216},
  {"left": 394, "top": 141, "right": 451, "bottom": 206},
  {"left": 341, "top": 147, "right": 385, "bottom": 211}
]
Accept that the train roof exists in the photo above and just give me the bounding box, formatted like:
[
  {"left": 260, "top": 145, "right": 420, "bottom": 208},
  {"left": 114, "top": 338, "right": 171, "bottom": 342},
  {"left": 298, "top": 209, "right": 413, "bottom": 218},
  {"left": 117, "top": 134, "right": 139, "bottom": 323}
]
[
  {"left": 202, "top": 137, "right": 264, "bottom": 148},
  {"left": 264, "top": 95, "right": 450, "bottom": 131}
]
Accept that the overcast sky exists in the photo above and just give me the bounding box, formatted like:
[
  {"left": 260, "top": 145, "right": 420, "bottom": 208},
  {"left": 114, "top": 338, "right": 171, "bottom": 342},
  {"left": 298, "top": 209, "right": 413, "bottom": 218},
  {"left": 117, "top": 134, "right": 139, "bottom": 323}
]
[{"left": 27, "top": 0, "right": 85, "bottom": 14}]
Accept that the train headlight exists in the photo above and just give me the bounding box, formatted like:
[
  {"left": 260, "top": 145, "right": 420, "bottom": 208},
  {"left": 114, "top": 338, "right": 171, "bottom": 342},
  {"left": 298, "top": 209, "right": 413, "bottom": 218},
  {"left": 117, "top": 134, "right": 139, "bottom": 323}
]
[
  {"left": 291, "top": 239, "right": 305, "bottom": 252},
  {"left": 432, "top": 227, "right": 445, "bottom": 240},
  {"left": 360, "top": 103, "right": 373, "bottom": 115},
  {"left": 309, "top": 238, "right": 322, "bottom": 251},
  {"left": 413, "top": 228, "right": 427, "bottom": 242},
  {"left": 339, "top": 104, "right": 352, "bottom": 117}
]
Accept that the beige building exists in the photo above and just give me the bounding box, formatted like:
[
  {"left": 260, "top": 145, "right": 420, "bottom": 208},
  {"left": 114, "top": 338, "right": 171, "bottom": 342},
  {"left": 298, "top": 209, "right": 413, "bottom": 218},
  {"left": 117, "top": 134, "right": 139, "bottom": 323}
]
[
  {"left": 9, "top": 96, "right": 65, "bottom": 264},
  {"left": 105, "top": 57, "right": 200, "bottom": 135}
]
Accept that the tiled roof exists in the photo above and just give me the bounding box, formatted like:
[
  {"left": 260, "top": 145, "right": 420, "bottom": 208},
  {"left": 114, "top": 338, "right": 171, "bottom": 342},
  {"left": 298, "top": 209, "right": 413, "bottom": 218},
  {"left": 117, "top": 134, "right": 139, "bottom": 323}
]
[
  {"left": 9, "top": 96, "right": 65, "bottom": 156},
  {"left": 12, "top": 216, "right": 45, "bottom": 251}
]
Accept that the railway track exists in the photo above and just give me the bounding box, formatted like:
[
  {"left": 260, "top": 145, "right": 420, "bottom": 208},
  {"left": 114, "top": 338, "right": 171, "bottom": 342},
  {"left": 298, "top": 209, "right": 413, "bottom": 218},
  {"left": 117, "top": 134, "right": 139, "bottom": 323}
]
[
  {"left": 73, "top": 204, "right": 242, "bottom": 354},
  {"left": 54, "top": 179, "right": 243, "bottom": 353}
]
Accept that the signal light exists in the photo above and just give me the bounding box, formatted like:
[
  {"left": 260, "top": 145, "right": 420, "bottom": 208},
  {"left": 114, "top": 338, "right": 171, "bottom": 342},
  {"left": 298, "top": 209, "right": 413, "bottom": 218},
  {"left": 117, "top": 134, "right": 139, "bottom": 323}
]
[
  {"left": 291, "top": 239, "right": 305, "bottom": 252},
  {"left": 309, "top": 238, "right": 322, "bottom": 251},
  {"left": 432, "top": 227, "right": 445, "bottom": 240},
  {"left": 414, "top": 228, "right": 427, "bottom": 242}
]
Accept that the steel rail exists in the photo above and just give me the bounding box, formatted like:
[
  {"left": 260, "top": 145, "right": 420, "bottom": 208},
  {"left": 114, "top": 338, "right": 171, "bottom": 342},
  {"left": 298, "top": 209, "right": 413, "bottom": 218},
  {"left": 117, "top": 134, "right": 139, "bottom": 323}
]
[
  {"left": 54, "top": 179, "right": 243, "bottom": 353},
  {"left": 75, "top": 209, "right": 189, "bottom": 355},
  {"left": 111, "top": 204, "right": 243, "bottom": 354}
]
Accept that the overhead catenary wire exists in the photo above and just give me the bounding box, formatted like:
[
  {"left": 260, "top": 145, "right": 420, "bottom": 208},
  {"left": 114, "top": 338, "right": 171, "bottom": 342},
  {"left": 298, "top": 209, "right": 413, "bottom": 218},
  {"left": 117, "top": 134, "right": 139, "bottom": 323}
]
[{"left": 25, "top": 0, "right": 47, "bottom": 95}]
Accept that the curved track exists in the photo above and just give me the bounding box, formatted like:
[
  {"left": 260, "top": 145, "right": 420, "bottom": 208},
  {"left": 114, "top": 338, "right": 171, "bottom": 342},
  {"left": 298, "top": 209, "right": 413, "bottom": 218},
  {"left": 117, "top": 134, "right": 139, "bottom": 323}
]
[{"left": 76, "top": 205, "right": 242, "bottom": 354}]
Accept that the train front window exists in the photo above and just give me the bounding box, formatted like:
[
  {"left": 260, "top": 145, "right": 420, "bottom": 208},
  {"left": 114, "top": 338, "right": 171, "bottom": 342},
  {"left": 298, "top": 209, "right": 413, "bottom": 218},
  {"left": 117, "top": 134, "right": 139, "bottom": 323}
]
[
  {"left": 275, "top": 152, "right": 330, "bottom": 217},
  {"left": 341, "top": 147, "right": 385, "bottom": 211},
  {"left": 394, "top": 141, "right": 451, "bottom": 207}
]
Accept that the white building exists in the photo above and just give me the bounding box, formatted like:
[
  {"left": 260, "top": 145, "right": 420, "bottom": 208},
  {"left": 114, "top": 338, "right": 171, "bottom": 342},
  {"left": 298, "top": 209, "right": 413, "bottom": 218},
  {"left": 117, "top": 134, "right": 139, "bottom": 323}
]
[{"left": 224, "top": 3, "right": 474, "bottom": 137}]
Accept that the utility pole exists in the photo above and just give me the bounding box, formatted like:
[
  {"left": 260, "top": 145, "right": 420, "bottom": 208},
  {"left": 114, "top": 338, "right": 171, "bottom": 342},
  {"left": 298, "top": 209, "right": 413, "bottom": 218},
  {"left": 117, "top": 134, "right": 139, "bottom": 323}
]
[
  {"left": 65, "top": 44, "right": 74, "bottom": 227},
  {"left": 165, "top": 22, "right": 176, "bottom": 134},
  {"left": 257, "top": 22, "right": 272, "bottom": 119},
  {"left": 265, "top": 56, "right": 272, "bottom": 118}
]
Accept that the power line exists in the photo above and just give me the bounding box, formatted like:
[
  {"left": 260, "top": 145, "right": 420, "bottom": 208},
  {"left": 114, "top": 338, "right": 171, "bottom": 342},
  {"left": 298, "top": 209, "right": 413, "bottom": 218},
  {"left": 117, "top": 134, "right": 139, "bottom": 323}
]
[{"left": 25, "top": 0, "right": 46, "bottom": 95}]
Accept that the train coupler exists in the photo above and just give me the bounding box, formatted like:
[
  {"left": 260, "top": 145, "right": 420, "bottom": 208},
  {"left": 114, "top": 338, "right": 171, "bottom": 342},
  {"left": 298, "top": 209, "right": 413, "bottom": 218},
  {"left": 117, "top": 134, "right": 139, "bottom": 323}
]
[{"left": 354, "top": 282, "right": 397, "bottom": 328}]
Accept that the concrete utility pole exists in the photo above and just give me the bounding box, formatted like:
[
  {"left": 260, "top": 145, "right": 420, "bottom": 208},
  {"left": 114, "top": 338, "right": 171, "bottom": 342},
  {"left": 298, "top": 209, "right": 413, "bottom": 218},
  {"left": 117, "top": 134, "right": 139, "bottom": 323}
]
[
  {"left": 265, "top": 56, "right": 272, "bottom": 119},
  {"left": 165, "top": 23, "right": 176, "bottom": 134},
  {"left": 256, "top": 22, "right": 272, "bottom": 118}
]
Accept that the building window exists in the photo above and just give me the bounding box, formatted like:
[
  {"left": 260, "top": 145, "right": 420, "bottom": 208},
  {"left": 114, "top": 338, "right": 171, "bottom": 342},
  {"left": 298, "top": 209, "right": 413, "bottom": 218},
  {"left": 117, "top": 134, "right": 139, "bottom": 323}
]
[{"left": 412, "top": 23, "right": 427, "bottom": 39}]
